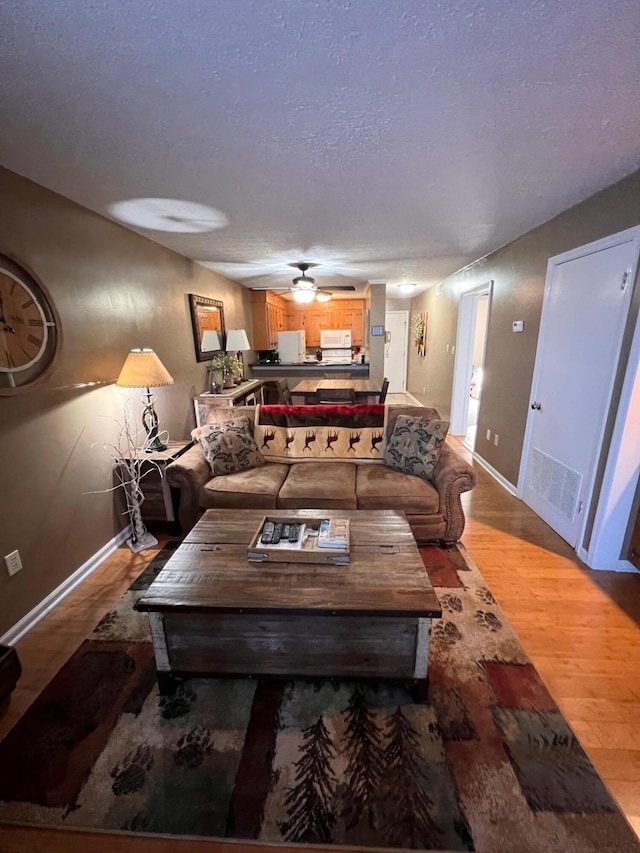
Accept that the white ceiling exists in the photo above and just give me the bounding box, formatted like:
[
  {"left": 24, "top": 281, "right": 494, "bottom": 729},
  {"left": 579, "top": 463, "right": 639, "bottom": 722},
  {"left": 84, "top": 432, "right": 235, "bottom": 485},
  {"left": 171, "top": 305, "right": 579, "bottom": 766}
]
[{"left": 1, "top": 0, "right": 639, "bottom": 298}]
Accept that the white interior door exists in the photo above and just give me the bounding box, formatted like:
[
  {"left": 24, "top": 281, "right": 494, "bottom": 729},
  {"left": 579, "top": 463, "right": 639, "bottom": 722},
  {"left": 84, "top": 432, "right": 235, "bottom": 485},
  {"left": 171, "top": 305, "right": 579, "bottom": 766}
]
[
  {"left": 383, "top": 311, "right": 408, "bottom": 392},
  {"left": 520, "top": 231, "right": 638, "bottom": 548}
]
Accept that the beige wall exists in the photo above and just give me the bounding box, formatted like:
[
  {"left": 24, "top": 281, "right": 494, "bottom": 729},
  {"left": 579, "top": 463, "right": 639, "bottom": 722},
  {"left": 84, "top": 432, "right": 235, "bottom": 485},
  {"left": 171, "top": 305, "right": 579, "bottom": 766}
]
[
  {"left": 407, "top": 284, "right": 459, "bottom": 417},
  {"left": 406, "top": 169, "right": 640, "bottom": 486},
  {"left": 0, "top": 167, "right": 253, "bottom": 636}
]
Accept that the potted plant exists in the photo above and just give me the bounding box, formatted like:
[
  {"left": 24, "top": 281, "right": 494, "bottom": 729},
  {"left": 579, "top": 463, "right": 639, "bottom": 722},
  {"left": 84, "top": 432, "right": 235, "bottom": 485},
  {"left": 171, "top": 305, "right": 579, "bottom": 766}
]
[{"left": 207, "top": 353, "right": 241, "bottom": 389}]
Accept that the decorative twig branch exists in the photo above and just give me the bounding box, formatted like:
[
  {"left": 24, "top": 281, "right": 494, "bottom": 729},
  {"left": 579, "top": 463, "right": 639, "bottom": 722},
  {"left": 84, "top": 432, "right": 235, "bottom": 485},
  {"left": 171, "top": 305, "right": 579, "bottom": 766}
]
[{"left": 88, "top": 395, "right": 169, "bottom": 552}]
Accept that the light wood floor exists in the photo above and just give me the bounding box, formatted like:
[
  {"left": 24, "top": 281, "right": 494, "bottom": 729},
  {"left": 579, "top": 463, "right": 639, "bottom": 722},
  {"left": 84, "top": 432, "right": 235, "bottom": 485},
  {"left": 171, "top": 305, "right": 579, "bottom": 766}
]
[{"left": 1, "top": 439, "right": 639, "bottom": 851}]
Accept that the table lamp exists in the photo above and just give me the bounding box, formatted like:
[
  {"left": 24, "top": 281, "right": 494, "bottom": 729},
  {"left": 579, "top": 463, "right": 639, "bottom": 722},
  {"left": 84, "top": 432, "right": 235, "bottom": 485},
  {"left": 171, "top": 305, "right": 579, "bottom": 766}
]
[
  {"left": 116, "top": 348, "right": 174, "bottom": 452},
  {"left": 225, "top": 329, "right": 251, "bottom": 380}
]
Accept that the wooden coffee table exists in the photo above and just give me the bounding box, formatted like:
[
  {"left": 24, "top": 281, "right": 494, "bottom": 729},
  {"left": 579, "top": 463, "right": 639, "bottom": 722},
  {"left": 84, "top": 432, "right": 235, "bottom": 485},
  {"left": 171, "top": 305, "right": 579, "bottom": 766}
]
[{"left": 136, "top": 509, "right": 441, "bottom": 695}]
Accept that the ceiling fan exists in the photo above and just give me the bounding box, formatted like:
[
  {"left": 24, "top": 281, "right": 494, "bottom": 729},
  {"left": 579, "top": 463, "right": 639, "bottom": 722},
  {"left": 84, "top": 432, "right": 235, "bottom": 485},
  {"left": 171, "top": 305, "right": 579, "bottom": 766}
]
[{"left": 250, "top": 263, "right": 357, "bottom": 303}]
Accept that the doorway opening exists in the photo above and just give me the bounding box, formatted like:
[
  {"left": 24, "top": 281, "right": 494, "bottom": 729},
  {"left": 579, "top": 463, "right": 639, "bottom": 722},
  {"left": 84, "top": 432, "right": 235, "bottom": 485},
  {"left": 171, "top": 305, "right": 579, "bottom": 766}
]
[
  {"left": 450, "top": 282, "right": 493, "bottom": 447},
  {"left": 465, "top": 293, "right": 490, "bottom": 450}
]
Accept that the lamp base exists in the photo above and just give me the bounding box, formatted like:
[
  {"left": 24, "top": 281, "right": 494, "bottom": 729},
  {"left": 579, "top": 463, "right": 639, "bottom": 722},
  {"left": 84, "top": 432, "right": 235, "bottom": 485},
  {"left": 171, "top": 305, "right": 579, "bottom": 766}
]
[
  {"left": 126, "top": 530, "right": 159, "bottom": 553},
  {"left": 142, "top": 389, "right": 167, "bottom": 452}
]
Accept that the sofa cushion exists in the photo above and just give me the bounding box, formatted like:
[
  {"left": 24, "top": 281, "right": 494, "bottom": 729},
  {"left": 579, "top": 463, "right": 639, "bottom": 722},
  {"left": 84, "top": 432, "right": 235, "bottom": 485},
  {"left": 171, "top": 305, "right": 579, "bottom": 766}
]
[
  {"left": 199, "top": 463, "right": 289, "bottom": 509},
  {"left": 383, "top": 415, "right": 449, "bottom": 480},
  {"left": 356, "top": 465, "right": 441, "bottom": 513},
  {"left": 278, "top": 462, "right": 357, "bottom": 510},
  {"left": 192, "top": 416, "right": 264, "bottom": 476}
]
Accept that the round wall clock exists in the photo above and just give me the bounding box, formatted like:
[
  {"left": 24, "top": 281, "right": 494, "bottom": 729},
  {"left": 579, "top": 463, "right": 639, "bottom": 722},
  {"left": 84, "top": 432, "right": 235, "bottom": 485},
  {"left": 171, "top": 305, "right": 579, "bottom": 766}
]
[{"left": 0, "top": 254, "right": 60, "bottom": 394}]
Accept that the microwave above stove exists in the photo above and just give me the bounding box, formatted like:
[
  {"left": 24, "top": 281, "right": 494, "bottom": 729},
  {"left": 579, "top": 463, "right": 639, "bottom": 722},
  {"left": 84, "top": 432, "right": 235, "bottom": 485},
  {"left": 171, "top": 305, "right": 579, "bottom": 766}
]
[{"left": 320, "top": 329, "right": 351, "bottom": 349}]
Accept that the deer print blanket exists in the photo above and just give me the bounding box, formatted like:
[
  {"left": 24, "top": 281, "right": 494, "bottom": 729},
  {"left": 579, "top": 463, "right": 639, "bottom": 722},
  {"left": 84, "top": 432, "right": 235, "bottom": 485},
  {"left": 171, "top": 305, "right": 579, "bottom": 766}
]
[{"left": 254, "top": 404, "right": 388, "bottom": 463}]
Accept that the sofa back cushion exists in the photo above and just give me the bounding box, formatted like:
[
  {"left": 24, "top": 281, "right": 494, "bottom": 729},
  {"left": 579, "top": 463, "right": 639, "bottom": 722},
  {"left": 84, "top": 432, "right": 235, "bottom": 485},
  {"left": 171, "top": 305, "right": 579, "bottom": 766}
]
[{"left": 254, "top": 404, "right": 388, "bottom": 463}]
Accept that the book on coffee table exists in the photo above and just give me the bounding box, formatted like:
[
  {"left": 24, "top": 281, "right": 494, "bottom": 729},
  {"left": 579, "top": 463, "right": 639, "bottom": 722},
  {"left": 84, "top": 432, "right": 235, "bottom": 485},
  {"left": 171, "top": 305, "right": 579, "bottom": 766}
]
[{"left": 317, "top": 518, "right": 349, "bottom": 550}]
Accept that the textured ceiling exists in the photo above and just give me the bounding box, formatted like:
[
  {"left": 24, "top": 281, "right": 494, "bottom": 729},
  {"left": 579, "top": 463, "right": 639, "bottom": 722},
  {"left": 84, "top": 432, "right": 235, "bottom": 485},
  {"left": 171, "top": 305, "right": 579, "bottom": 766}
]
[{"left": 1, "top": 0, "right": 639, "bottom": 297}]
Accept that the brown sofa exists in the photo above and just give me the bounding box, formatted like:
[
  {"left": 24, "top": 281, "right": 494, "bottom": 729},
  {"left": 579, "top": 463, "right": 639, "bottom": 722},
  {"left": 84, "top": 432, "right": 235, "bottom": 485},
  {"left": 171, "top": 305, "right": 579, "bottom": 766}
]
[{"left": 166, "top": 405, "right": 477, "bottom": 545}]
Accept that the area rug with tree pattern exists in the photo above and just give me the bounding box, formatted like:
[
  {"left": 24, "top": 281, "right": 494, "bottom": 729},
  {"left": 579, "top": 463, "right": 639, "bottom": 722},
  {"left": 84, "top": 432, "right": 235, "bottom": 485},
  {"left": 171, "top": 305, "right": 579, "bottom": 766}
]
[{"left": 0, "top": 542, "right": 638, "bottom": 853}]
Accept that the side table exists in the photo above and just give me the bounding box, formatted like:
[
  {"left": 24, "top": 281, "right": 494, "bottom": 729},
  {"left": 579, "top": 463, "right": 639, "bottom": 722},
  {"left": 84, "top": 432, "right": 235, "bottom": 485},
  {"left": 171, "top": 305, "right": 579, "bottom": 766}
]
[{"left": 122, "top": 441, "right": 192, "bottom": 531}]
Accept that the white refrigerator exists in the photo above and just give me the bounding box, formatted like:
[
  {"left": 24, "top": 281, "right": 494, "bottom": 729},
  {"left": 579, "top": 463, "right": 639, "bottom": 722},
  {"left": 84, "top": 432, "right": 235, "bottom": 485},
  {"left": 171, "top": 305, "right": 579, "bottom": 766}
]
[{"left": 277, "top": 330, "right": 306, "bottom": 363}]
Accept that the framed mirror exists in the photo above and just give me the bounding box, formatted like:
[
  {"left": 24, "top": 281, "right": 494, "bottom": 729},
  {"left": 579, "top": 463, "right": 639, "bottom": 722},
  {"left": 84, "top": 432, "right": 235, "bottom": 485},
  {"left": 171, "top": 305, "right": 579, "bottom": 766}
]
[{"left": 188, "top": 294, "right": 226, "bottom": 362}]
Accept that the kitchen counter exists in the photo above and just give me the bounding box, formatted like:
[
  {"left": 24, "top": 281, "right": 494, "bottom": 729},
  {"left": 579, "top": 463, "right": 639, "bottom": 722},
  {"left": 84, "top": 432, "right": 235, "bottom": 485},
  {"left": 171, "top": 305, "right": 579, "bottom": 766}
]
[{"left": 249, "top": 362, "right": 369, "bottom": 379}]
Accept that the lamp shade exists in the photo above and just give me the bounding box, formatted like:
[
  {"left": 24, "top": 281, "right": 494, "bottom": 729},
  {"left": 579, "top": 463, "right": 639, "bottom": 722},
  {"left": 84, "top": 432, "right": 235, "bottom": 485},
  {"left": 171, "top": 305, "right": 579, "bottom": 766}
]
[
  {"left": 201, "top": 329, "right": 222, "bottom": 351},
  {"left": 116, "top": 348, "right": 174, "bottom": 388},
  {"left": 225, "top": 329, "right": 251, "bottom": 351}
]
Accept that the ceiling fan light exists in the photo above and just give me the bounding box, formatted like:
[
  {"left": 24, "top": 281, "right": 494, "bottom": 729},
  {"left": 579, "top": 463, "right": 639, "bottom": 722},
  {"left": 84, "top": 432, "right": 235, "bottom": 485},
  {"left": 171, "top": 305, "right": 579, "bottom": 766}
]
[
  {"left": 315, "top": 290, "right": 332, "bottom": 302},
  {"left": 292, "top": 288, "right": 316, "bottom": 304}
]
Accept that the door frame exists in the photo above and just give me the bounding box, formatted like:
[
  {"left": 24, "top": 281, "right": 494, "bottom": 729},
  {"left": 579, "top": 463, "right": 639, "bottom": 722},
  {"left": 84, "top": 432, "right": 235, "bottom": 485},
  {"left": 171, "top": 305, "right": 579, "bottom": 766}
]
[
  {"left": 583, "top": 247, "right": 640, "bottom": 570},
  {"left": 450, "top": 281, "right": 493, "bottom": 436},
  {"left": 517, "top": 225, "right": 640, "bottom": 570},
  {"left": 384, "top": 310, "right": 409, "bottom": 393}
]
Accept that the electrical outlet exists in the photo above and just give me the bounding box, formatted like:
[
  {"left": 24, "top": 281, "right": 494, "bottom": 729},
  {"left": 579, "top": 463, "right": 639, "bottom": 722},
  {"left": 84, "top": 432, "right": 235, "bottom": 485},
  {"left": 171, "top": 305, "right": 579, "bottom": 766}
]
[
  {"left": 486, "top": 429, "right": 491, "bottom": 441},
  {"left": 422, "top": 386, "right": 426, "bottom": 395},
  {"left": 493, "top": 433, "right": 499, "bottom": 446},
  {"left": 5, "top": 550, "right": 22, "bottom": 576}
]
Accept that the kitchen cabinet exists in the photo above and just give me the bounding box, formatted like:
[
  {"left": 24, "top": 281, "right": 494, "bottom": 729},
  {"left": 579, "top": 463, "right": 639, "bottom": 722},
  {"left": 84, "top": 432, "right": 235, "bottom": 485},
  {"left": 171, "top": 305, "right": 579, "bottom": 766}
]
[
  {"left": 285, "top": 299, "right": 365, "bottom": 347},
  {"left": 250, "top": 291, "right": 288, "bottom": 350}
]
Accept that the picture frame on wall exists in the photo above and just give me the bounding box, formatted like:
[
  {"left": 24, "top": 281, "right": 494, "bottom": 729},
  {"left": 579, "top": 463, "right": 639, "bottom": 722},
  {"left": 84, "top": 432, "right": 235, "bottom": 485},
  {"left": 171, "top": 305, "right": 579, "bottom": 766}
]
[{"left": 188, "top": 294, "right": 226, "bottom": 362}]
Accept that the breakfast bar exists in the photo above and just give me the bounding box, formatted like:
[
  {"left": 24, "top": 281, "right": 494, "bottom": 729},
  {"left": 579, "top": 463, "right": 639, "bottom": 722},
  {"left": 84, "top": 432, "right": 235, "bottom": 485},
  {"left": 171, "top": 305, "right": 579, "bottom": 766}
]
[{"left": 250, "top": 361, "right": 370, "bottom": 380}]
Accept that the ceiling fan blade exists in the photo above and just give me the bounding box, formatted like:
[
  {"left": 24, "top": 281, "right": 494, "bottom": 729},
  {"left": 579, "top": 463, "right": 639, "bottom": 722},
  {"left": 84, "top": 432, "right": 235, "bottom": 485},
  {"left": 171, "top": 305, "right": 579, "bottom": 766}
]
[
  {"left": 325, "top": 285, "right": 356, "bottom": 291},
  {"left": 249, "top": 284, "right": 291, "bottom": 290}
]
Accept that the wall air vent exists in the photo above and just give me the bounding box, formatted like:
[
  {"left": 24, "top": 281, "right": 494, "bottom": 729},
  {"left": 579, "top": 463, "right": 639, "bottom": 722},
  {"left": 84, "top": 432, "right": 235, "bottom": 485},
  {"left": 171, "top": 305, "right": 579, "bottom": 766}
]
[{"left": 529, "top": 448, "right": 582, "bottom": 521}]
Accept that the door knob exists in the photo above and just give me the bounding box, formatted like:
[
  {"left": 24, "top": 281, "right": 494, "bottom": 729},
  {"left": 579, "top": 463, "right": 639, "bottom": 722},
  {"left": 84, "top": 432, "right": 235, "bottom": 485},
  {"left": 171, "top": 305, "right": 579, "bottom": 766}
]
[{"left": 530, "top": 401, "right": 541, "bottom": 410}]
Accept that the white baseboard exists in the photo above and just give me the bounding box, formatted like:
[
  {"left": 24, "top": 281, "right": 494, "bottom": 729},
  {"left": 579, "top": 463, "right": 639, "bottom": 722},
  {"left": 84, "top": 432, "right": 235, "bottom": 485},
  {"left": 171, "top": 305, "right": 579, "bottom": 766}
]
[
  {"left": 1, "top": 526, "right": 131, "bottom": 646},
  {"left": 472, "top": 452, "right": 518, "bottom": 496}
]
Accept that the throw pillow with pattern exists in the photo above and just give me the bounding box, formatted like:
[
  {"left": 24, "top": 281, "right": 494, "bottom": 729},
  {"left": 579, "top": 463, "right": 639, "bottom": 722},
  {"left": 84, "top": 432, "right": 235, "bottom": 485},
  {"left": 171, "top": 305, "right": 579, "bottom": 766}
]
[
  {"left": 383, "top": 415, "right": 449, "bottom": 480},
  {"left": 191, "top": 416, "right": 264, "bottom": 476}
]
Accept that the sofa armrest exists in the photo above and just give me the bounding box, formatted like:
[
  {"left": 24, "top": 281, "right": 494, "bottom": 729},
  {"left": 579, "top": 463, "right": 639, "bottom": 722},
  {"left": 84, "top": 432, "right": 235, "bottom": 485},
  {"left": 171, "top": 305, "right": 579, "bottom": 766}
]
[
  {"left": 165, "top": 444, "right": 211, "bottom": 533},
  {"left": 431, "top": 441, "right": 477, "bottom": 544}
]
